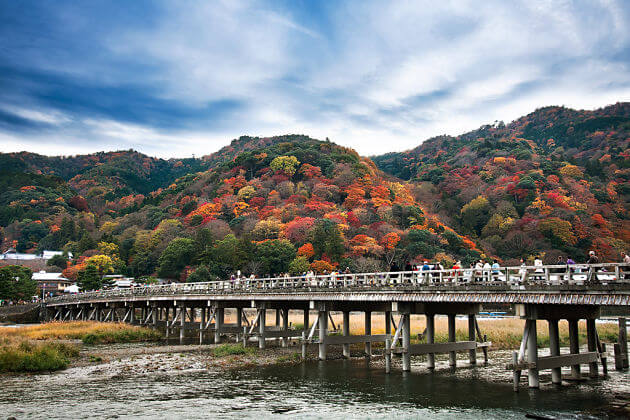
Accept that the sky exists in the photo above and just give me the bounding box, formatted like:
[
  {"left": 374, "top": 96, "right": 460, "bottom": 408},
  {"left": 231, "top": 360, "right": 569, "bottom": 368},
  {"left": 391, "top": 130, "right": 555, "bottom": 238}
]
[{"left": 1, "top": 0, "right": 630, "bottom": 158}]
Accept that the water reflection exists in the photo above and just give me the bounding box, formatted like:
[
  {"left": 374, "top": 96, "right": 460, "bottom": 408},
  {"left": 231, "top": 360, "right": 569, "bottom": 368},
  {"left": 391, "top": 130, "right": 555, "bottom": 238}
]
[{"left": 0, "top": 352, "right": 627, "bottom": 419}]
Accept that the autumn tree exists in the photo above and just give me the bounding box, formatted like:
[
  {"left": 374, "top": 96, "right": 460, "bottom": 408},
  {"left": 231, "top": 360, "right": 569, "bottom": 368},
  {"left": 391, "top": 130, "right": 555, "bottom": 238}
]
[
  {"left": 270, "top": 156, "right": 300, "bottom": 176},
  {"left": 460, "top": 196, "right": 491, "bottom": 236}
]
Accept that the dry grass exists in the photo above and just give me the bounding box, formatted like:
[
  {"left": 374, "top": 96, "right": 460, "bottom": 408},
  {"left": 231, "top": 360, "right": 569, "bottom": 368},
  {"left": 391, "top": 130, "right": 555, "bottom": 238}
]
[
  {"left": 0, "top": 321, "right": 162, "bottom": 344},
  {"left": 224, "top": 310, "right": 619, "bottom": 350}
]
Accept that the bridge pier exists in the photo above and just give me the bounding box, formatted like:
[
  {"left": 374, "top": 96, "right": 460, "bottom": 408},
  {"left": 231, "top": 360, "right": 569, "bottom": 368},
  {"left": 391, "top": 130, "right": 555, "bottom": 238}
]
[
  {"left": 468, "top": 315, "right": 477, "bottom": 365},
  {"left": 448, "top": 314, "right": 456, "bottom": 367},
  {"left": 318, "top": 309, "right": 328, "bottom": 360},
  {"left": 365, "top": 311, "right": 372, "bottom": 357},
  {"left": 401, "top": 312, "right": 411, "bottom": 372},
  {"left": 568, "top": 319, "right": 581, "bottom": 379},
  {"left": 510, "top": 304, "right": 604, "bottom": 391},
  {"left": 342, "top": 311, "right": 350, "bottom": 358},
  {"left": 179, "top": 307, "right": 185, "bottom": 344},
  {"left": 426, "top": 314, "right": 435, "bottom": 369},
  {"left": 258, "top": 306, "right": 267, "bottom": 349},
  {"left": 215, "top": 307, "right": 224, "bottom": 344}
]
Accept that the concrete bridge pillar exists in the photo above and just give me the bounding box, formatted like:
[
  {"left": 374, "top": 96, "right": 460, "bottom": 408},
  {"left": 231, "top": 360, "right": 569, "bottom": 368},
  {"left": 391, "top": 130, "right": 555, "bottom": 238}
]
[
  {"left": 200, "top": 307, "right": 206, "bottom": 345},
  {"left": 318, "top": 310, "right": 328, "bottom": 360},
  {"left": 129, "top": 305, "right": 135, "bottom": 325},
  {"left": 548, "top": 319, "right": 562, "bottom": 384},
  {"left": 152, "top": 305, "right": 158, "bottom": 329},
  {"left": 402, "top": 313, "right": 411, "bottom": 371},
  {"left": 448, "top": 314, "right": 456, "bottom": 367},
  {"left": 303, "top": 309, "right": 309, "bottom": 334},
  {"left": 527, "top": 320, "right": 539, "bottom": 388},
  {"left": 468, "top": 314, "right": 477, "bottom": 365},
  {"left": 365, "top": 311, "right": 372, "bottom": 357},
  {"left": 568, "top": 319, "right": 581, "bottom": 380},
  {"left": 385, "top": 311, "right": 392, "bottom": 373},
  {"left": 258, "top": 306, "right": 267, "bottom": 349},
  {"left": 214, "top": 307, "right": 224, "bottom": 344},
  {"left": 587, "top": 319, "right": 598, "bottom": 378},
  {"left": 426, "top": 313, "right": 435, "bottom": 369},
  {"left": 342, "top": 311, "right": 350, "bottom": 358},
  {"left": 165, "top": 307, "right": 170, "bottom": 340},
  {"left": 282, "top": 308, "right": 289, "bottom": 348},
  {"left": 180, "top": 307, "right": 185, "bottom": 344},
  {"left": 236, "top": 308, "right": 242, "bottom": 343}
]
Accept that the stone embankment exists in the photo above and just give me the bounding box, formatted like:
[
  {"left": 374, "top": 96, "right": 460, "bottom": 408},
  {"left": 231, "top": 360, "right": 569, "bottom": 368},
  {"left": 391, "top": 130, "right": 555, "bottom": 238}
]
[{"left": 0, "top": 304, "right": 41, "bottom": 324}]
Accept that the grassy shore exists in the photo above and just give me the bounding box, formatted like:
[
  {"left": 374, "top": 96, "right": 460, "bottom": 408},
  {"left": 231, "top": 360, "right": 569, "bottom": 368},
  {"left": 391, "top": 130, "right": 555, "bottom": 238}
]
[
  {"left": 0, "top": 322, "right": 162, "bottom": 373},
  {"left": 0, "top": 338, "right": 79, "bottom": 373},
  {"left": 0, "top": 321, "right": 162, "bottom": 344}
]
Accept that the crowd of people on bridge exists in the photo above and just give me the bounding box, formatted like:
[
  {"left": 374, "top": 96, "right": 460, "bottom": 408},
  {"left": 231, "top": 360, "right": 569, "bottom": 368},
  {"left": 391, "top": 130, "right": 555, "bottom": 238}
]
[{"left": 220, "top": 250, "right": 629, "bottom": 287}]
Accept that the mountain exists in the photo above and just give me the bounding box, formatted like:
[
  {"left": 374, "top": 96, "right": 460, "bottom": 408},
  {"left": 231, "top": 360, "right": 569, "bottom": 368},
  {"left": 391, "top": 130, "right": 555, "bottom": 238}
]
[
  {"left": 1, "top": 103, "right": 628, "bottom": 283},
  {"left": 373, "top": 103, "right": 630, "bottom": 263}
]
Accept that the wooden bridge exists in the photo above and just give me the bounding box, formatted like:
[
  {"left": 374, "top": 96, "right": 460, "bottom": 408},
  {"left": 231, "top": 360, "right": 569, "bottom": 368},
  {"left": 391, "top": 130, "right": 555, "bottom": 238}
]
[{"left": 45, "top": 263, "right": 630, "bottom": 391}]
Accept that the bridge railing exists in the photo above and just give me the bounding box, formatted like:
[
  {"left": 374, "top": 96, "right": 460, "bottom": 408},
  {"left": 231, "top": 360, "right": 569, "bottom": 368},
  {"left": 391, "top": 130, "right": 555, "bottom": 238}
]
[{"left": 46, "top": 263, "right": 630, "bottom": 304}]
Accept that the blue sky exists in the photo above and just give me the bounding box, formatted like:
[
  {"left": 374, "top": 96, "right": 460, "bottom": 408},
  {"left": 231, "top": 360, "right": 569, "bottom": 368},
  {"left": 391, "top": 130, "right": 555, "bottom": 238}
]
[{"left": 1, "top": 0, "right": 630, "bottom": 158}]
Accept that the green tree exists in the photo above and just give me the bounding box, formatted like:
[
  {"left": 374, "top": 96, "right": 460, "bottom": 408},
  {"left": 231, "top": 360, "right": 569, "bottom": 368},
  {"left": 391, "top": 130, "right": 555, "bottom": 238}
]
[
  {"left": 207, "top": 234, "right": 250, "bottom": 278},
  {"left": 256, "top": 239, "right": 296, "bottom": 275},
  {"left": 187, "top": 265, "right": 214, "bottom": 282},
  {"left": 288, "top": 256, "right": 310, "bottom": 275},
  {"left": 157, "top": 237, "right": 196, "bottom": 278},
  {"left": 77, "top": 264, "right": 101, "bottom": 291},
  {"left": 0, "top": 265, "right": 35, "bottom": 301},
  {"left": 460, "top": 196, "right": 491, "bottom": 236},
  {"left": 311, "top": 219, "right": 344, "bottom": 262},
  {"left": 47, "top": 254, "right": 68, "bottom": 270}
]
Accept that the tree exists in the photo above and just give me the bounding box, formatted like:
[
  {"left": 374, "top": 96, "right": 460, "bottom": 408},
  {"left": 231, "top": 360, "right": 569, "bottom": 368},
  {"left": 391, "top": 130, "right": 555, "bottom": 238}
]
[
  {"left": 270, "top": 155, "right": 300, "bottom": 176},
  {"left": 77, "top": 264, "right": 101, "bottom": 291},
  {"left": 251, "top": 219, "right": 282, "bottom": 241},
  {"left": 311, "top": 219, "right": 344, "bottom": 262},
  {"left": 288, "top": 256, "right": 310, "bottom": 275},
  {"left": 297, "top": 243, "right": 315, "bottom": 259},
  {"left": 157, "top": 238, "right": 196, "bottom": 279},
  {"left": 460, "top": 196, "right": 491, "bottom": 235},
  {"left": 0, "top": 265, "right": 35, "bottom": 301},
  {"left": 284, "top": 217, "right": 315, "bottom": 244},
  {"left": 256, "top": 239, "right": 296, "bottom": 275},
  {"left": 47, "top": 254, "right": 68, "bottom": 270},
  {"left": 187, "top": 265, "right": 214, "bottom": 282}
]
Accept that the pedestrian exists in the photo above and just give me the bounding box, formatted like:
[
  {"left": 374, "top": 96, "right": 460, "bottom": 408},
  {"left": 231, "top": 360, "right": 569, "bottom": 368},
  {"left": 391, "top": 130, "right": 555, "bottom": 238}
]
[
  {"left": 491, "top": 260, "right": 501, "bottom": 281},
  {"left": 422, "top": 260, "right": 431, "bottom": 284},
  {"left": 587, "top": 250, "right": 599, "bottom": 264},
  {"left": 621, "top": 251, "right": 630, "bottom": 264}
]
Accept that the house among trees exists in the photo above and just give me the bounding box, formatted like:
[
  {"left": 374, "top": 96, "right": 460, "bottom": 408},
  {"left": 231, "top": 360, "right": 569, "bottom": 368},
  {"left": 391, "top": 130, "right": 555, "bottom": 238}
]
[{"left": 32, "top": 270, "right": 74, "bottom": 296}]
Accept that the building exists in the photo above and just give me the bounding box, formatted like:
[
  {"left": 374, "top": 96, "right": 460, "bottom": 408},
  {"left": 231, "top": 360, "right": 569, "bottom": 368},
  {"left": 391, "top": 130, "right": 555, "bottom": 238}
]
[
  {"left": 32, "top": 271, "right": 75, "bottom": 296},
  {"left": 1, "top": 248, "right": 73, "bottom": 261}
]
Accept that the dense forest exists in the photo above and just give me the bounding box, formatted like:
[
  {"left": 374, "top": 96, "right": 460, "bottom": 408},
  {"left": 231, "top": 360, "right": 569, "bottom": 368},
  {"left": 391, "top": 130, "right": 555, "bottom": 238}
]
[
  {"left": 0, "top": 103, "right": 628, "bottom": 287},
  {"left": 373, "top": 103, "right": 630, "bottom": 264}
]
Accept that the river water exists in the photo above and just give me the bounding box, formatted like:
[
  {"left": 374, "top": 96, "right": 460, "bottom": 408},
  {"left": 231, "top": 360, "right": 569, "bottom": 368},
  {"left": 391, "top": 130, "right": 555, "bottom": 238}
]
[{"left": 1, "top": 347, "right": 628, "bottom": 419}]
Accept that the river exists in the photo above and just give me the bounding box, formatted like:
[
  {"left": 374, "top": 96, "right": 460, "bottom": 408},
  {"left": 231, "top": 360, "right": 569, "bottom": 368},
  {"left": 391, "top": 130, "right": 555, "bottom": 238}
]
[{"left": 1, "top": 345, "right": 628, "bottom": 419}]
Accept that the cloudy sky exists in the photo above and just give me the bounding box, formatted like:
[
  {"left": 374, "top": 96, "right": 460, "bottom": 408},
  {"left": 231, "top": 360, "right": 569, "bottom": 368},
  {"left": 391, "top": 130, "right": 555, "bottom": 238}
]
[{"left": 1, "top": 0, "right": 630, "bottom": 158}]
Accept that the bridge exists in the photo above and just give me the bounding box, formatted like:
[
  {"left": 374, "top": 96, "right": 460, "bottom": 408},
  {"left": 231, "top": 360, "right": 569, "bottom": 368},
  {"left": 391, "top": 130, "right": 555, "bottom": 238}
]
[{"left": 45, "top": 263, "right": 630, "bottom": 391}]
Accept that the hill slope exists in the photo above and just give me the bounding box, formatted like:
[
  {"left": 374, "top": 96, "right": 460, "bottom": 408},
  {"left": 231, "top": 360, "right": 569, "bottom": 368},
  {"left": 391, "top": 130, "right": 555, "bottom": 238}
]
[{"left": 373, "top": 103, "right": 630, "bottom": 263}]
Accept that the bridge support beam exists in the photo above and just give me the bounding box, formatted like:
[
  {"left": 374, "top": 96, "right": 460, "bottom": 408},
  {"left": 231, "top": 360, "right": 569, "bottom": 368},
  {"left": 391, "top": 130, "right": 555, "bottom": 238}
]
[
  {"left": 200, "top": 307, "right": 206, "bottom": 345},
  {"left": 342, "top": 311, "right": 350, "bottom": 358},
  {"left": 165, "top": 307, "right": 170, "bottom": 340},
  {"left": 427, "top": 314, "right": 435, "bottom": 369},
  {"left": 365, "top": 311, "right": 372, "bottom": 357},
  {"left": 215, "top": 307, "right": 224, "bottom": 344},
  {"left": 236, "top": 308, "right": 242, "bottom": 343},
  {"left": 548, "top": 319, "right": 562, "bottom": 384},
  {"left": 402, "top": 313, "right": 411, "bottom": 372},
  {"left": 568, "top": 319, "right": 581, "bottom": 380},
  {"left": 587, "top": 319, "right": 598, "bottom": 378},
  {"left": 318, "top": 310, "right": 328, "bottom": 360},
  {"left": 448, "top": 314, "right": 456, "bottom": 367},
  {"left": 527, "top": 319, "right": 539, "bottom": 388},
  {"left": 282, "top": 308, "right": 289, "bottom": 348},
  {"left": 180, "top": 307, "right": 185, "bottom": 345},
  {"left": 385, "top": 311, "right": 392, "bottom": 373},
  {"left": 468, "top": 314, "right": 477, "bottom": 365},
  {"left": 258, "top": 306, "right": 267, "bottom": 349}
]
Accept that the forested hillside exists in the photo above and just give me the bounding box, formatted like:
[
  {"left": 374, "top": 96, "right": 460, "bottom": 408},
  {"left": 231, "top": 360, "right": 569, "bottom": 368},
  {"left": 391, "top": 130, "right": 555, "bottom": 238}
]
[
  {"left": 373, "top": 103, "right": 630, "bottom": 263},
  {"left": 1, "top": 103, "right": 628, "bottom": 287}
]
